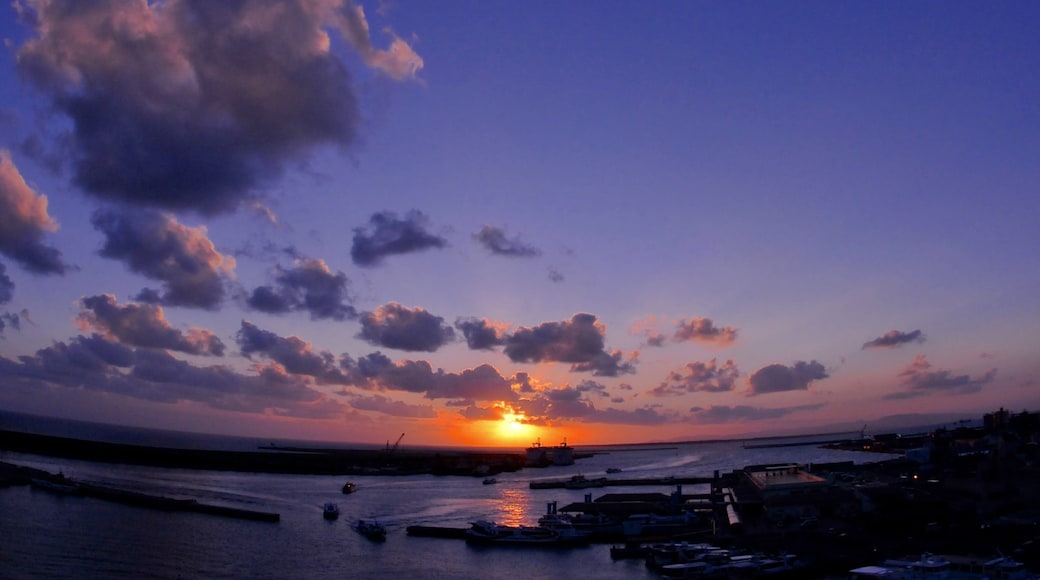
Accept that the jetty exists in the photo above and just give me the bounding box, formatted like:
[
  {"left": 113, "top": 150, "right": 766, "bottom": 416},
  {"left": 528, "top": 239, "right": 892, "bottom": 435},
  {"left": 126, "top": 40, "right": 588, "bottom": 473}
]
[
  {"left": 1, "top": 461, "right": 279, "bottom": 522},
  {"left": 529, "top": 474, "right": 717, "bottom": 489}
]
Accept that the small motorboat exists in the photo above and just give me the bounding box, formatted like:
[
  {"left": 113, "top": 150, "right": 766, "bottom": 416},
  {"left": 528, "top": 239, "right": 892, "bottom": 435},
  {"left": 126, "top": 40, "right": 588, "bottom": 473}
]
[
  {"left": 354, "top": 519, "right": 387, "bottom": 541},
  {"left": 342, "top": 482, "right": 357, "bottom": 494},
  {"left": 322, "top": 502, "right": 339, "bottom": 520},
  {"left": 482, "top": 477, "right": 497, "bottom": 485}
]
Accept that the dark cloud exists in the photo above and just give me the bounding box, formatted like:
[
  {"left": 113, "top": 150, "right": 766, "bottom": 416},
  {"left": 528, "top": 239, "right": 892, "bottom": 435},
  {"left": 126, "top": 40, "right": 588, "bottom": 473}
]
[
  {"left": 350, "top": 210, "right": 447, "bottom": 266},
  {"left": 473, "top": 225, "right": 541, "bottom": 258},
  {"left": 688, "top": 403, "right": 826, "bottom": 424},
  {"left": 366, "top": 359, "right": 517, "bottom": 401},
  {"left": 357, "top": 303, "right": 455, "bottom": 352},
  {"left": 0, "top": 263, "right": 13, "bottom": 304},
  {"left": 547, "top": 268, "right": 564, "bottom": 283},
  {"left": 650, "top": 358, "right": 740, "bottom": 396},
  {"left": 863, "top": 329, "right": 926, "bottom": 349},
  {"left": 455, "top": 317, "right": 507, "bottom": 350},
  {"left": 92, "top": 210, "right": 234, "bottom": 309},
  {"left": 569, "top": 349, "right": 637, "bottom": 377},
  {"left": 236, "top": 321, "right": 352, "bottom": 385},
  {"left": 77, "top": 294, "right": 224, "bottom": 356},
  {"left": 347, "top": 394, "right": 436, "bottom": 418},
  {"left": 458, "top": 404, "right": 505, "bottom": 421},
  {"left": 15, "top": 0, "right": 420, "bottom": 215},
  {"left": 0, "top": 150, "right": 69, "bottom": 274},
  {"left": 246, "top": 258, "right": 356, "bottom": 320},
  {"left": 884, "top": 355, "right": 997, "bottom": 399},
  {"left": 747, "top": 360, "right": 828, "bottom": 396},
  {"left": 503, "top": 313, "right": 615, "bottom": 368},
  {"left": 514, "top": 388, "right": 671, "bottom": 426},
  {"left": 673, "top": 317, "right": 738, "bottom": 345},
  {"left": 0, "top": 311, "right": 22, "bottom": 334},
  {"left": 0, "top": 333, "right": 347, "bottom": 418}
]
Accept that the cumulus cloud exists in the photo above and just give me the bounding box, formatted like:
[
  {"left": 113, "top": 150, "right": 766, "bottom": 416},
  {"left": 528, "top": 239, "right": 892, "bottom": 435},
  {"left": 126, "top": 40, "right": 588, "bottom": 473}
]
[
  {"left": 513, "top": 388, "right": 671, "bottom": 426},
  {"left": 15, "top": 0, "right": 421, "bottom": 214},
  {"left": 673, "top": 317, "right": 738, "bottom": 345},
  {"left": 350, "top": 210, "right": 447, "bottom": 266},
  {"left": 863, "top": 329, "right": 926, "bottom": 349},
  {"left": 503, "top": 313, "right": 635, "bottom": 375},
  {"left": 0, "top": 333, "right": 347, "bottom": 418},
  {"left": 747, "top": 360, "right": 828, "bottom": 396},
  {"left": 884, "top": 355, "right": 997, "bottom": 399},
  {"left": 569, "top": 349, "right": 638, "bottom": 377},
  {"left": 650, "top": 358, "right": 740, "bottom": 396},
  {"left": 347, "top": 393, "right": 436, "bottom": 418},
  {"left": 357, "top": 303, "right": 455, "bottom": 352},
  {"left": 631, "top": 316, "right": 667, "bottom": 347},
  {"left": 353, "top": 359, "right": 517, "bottom": 401},
  {"left": 473, "top": 225, "right": 541, "bottom": 258},
  {"left": 0, "top": 150, "right": 68, "bottom": 274},
  {"left": 688, "top": 403, "right": 826, "bottom": 423},
  {"left": 246, "top": 258, "right": 355, "bottom": 320},
  {"left": 77, "top": 294, "right": 224, "bottom": 356},
  {"left": 236, "top": 321, "right": 354, "bottom": 385},
  {"left": 455, "top": 317, "right": 508, "bottom": 350},
  {"left": 91, "top": 209, "right": 235, "bottom": 309}
]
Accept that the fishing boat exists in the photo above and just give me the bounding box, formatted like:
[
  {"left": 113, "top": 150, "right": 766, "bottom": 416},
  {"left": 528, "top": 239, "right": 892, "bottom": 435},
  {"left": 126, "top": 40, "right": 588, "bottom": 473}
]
[
  {"left": 322, "top": 502, "right": 339, "bottom": 520},
  {"left": 341, "top": 481, "right": 357, "bottom": 494},
  {"left": 354, "top": 519, "right": 387, "bottom": 541}
]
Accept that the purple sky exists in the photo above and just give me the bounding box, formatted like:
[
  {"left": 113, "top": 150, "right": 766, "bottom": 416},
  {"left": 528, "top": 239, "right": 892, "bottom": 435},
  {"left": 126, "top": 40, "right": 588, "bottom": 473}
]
[{"left": 0, "top": 0, "right": 1037, "bottom": 447}]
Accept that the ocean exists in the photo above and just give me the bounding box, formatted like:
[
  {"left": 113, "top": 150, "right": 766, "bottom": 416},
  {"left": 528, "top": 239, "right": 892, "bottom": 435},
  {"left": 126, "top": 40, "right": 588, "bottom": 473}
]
[{"left": 0, "top": 414, "right": 894, "bottom": 579}]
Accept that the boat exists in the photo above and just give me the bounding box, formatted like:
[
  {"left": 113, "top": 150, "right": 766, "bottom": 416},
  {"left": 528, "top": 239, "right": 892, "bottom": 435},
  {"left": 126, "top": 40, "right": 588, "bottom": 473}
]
[
  {"left": 341, "top": 481, "right": 357, "bottom": 494},
  {"left": 30, "top": 472, "right": 81, "bottom": 495},
  {"left": 563, "top": 474, "right": 607, "bottom": 489},
  {"left": 464, "top": 520, "right": 583, "bottom": 547},
  {"left": 354, "top": 519, "right": 387, "bottom": 541},
  {"left": 606, "top": 467, "right": 622, "bottom": 474},
  {"left": 482, "top": 477, "right": 497, "bottom": 485},
  {"left": 322, "top": 502, "right": 339, "bottom": 520}
]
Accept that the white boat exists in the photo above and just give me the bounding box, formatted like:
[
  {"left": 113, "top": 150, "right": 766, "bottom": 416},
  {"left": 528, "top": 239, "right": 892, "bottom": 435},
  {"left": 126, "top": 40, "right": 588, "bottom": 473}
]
[{"left": 322, "top": 502, "right": 339, "bottom": 520}]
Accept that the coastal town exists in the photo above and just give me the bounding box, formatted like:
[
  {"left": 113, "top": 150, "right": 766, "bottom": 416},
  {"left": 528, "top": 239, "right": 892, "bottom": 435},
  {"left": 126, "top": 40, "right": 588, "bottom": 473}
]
[{"left": 3, "top": 407, "right": 1038, "bottom": 578}]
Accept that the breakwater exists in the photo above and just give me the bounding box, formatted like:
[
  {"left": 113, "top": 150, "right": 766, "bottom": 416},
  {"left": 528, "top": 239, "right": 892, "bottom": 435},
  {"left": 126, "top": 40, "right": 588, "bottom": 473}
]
[{"left": 1, "top": 461, "right": 279, "bottom": 522}]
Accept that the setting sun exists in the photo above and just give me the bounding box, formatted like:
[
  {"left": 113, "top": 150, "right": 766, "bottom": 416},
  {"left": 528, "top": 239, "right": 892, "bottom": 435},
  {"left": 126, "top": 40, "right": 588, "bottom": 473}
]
[{"left": 494, "top": 411, "right": 536, "bottom": 445}]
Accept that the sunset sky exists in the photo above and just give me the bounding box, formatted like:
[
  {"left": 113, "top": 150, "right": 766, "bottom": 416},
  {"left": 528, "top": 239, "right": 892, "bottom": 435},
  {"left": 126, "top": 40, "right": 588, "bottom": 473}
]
[{"left": 0, "top": 1, "right": 1037, "bottom": 448}]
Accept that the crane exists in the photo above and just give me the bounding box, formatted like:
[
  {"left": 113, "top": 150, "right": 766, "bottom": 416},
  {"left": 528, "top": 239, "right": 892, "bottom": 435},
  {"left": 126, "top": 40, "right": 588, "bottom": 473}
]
[{"left": 386, "top": 433, "right": 404, "bottom": 454}]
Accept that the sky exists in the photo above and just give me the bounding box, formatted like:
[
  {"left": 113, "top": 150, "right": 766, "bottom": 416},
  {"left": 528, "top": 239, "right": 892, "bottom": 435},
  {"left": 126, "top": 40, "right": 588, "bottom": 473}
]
[{"left": 0, "top": 0, "right": 1038, "bottom": 448}]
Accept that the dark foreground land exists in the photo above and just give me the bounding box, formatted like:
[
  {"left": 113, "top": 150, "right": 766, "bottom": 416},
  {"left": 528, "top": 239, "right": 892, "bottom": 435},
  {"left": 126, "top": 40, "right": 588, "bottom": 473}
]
[{"left": 0, "top": 428, "right": 527, "bottom": 476}]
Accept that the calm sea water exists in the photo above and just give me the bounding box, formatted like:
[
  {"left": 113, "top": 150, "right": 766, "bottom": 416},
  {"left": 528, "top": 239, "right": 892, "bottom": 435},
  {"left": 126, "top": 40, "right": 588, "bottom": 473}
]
[{"left": 0, "top": 416, "right": 893, "bottom": 579}]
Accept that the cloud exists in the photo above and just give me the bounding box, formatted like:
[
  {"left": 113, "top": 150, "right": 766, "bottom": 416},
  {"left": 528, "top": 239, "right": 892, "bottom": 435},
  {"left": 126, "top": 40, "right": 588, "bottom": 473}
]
[
  {"left": 455, "top": 317, "right": 508, "bottom": 350},
  {"left": 357, "top": 303, "right": 455, "bottom": 352},
  {"left": 747, "top": 360, "right": 828, "bottom": 396},
  {"left": 246, "top": 258, "right": 356, "bottom": 320},
  {"left": 0, "top": 263, "right": 13, "bottom": 304},
  {"left": 630, "top": 316, "right": 667, "bottom": 347},
  {"left": 473, "top": 225, "right": 541, "bottom": 258},
  {"left": 0, "top": 150, "right": 68, "bottom": 274},
  {"left": 356, "top": 359, "right": 517, "bottom": 401},
  {"left": 863, "top": 329, "right": 926, "bottom": 349},
  {"left": 15, "top": 0, "right": 420, "bottom": 215},
  {"left": 688, "top": 403, "right": 826, "bottom": 424},
  {"left": 350, "top": 210, "right": 447, "bottom": 266},
  {"left": 503, "top": 313, "right": 635, "bottom": 375},
  {"left": 650, "top": 358, "right": 740, "bottom": 396},
  {"left": 91, "top": 209, "right": 235, "bottom": 309},
  {"left": 884, "top": 355, "right": 997, "bottom": 399},
  {"left": 0, "top": 311, "right": 25, "bottom": 335},
  {"left": 236, "top": 321, "right": 352, "bottom": 385},
  {"left": 513, "top": 388, "right": 671, "bottom": 425},
  {"left": 0, "top": 333, "right": 347, "bottom": 418},
  {"left": 547, "top": 268, "right": 564, "bottom": 283},
  {"left": 347, "top": 394, "right": 436, "bottom": 418},
  {"left": 569, "top": 349, "right": 638, "bottom": 377},
  {"left": 77, "top": 294, "right": 224, "bottom": 356},
  {"left": 673, "top": 317, "right": 738, "bottom": 345}
]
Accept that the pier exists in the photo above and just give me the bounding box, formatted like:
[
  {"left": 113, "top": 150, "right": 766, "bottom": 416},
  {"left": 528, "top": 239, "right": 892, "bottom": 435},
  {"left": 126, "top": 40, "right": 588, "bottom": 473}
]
[{"left": 529, "top": 474, "right": 717, "bottom": 489}]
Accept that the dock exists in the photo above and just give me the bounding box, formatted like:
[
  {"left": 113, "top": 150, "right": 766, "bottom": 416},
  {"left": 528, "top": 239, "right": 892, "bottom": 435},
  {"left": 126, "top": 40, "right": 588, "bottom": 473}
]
[{"left": 529, "top": 475, "right": 716, "bottom": 489}]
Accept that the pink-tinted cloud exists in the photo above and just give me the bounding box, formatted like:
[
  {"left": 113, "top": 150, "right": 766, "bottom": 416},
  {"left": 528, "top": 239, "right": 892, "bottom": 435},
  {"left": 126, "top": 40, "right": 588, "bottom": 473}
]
[
  {"left": 347, "top": 394, "right": 436, "bottom": 418},
  {"left": 91, "top": 210, "right": 235, "bottom": 309},
  {"left": 455, "top": 317, "right": 510, "bottom": 350},
  {"left": 688, "top": 403, "right": 826, "bottom": 424},
  {"left": 15, "top": 0, "right": 420, "bottom": 214},
  {"left": 885, "top": 355, "right": 997, "bottom": 399},
  {"left": 650, "top": 358, "right": 740, "bottom": 396},
  {"left": 0, "top": 150, "right": 68, "bottom": 274},
  {"left": 77, "top": 294, "right": 224, "bottom": 356},
  {"left": 503, "top": 313, "right": 636, "bottom": 376},
  {"left": 673, "top": 317, "right": 738, "bottom": 345}
]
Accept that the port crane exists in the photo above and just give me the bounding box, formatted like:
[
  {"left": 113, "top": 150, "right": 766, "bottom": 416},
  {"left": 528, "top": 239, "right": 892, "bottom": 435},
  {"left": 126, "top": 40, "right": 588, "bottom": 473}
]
[{"left": 386, "top": 433, "right": 404, "bottom": 454}]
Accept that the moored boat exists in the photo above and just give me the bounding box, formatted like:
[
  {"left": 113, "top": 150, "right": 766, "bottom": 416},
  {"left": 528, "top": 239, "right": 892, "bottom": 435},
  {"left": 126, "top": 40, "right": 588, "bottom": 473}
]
[
  {"left": 322, "top": 502, "right": 339, "bottom": 520},
  {"left": 464, "top": 520, "right": 584, "bottom": 547}
]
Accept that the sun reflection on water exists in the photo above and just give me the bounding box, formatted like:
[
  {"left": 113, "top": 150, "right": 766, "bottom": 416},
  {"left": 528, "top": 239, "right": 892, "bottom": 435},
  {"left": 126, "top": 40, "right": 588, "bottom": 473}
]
[{"left": 496, "top": 487, "right": 530, "bottom": 527}]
